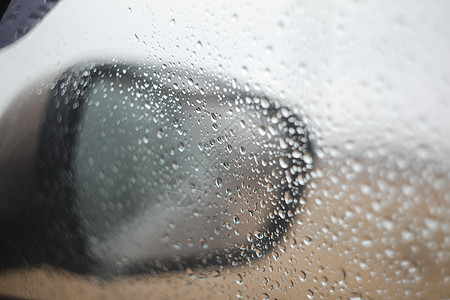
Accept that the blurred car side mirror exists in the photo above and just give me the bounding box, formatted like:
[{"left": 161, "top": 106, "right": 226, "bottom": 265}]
[{"left": 0, "top": 62, "right": 313, "bottom": 276}]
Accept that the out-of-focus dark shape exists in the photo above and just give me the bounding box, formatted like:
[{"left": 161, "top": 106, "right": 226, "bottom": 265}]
[{"left": 0, "top": 0, "right": 59, "bottom": 49}]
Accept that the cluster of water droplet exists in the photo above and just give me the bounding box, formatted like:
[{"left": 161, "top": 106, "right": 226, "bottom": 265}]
[{"left": 67, "top": 62, "right": 313, "bottom": 274}]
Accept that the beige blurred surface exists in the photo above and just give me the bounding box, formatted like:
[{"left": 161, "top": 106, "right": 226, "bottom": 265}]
[{"left": 1, "top": 154, "right": 448, "bottom": 299}]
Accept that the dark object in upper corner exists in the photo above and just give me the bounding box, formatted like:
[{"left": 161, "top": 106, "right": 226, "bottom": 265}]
[{"left": 0, "top": 0, "right": 60, "bottom": 49}]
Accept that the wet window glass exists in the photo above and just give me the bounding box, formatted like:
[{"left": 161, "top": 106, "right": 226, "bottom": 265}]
[{"left": 0, "top": 0, "right": 449, "bottom": 299}]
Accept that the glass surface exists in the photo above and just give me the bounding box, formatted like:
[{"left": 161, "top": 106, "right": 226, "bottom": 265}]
[
  {"left": 71, "top": 64, "right": 310, "bottom": 273},
  {"left": 0, "top": 0, "right": 449, "bottom": 299}
]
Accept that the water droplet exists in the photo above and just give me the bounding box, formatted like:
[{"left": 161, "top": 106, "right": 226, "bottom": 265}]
[
  {"left": 261, "top": 97, "right": 270, "bottom": 109},
  {"left": 215, "top": 177, "right": 223, "bottom": 188},
  {"left": 200, "top": 238, "right": 208, "bottom": 249},
  {"left": 236, "top": 273, "right": 243, "bottom": 285},
  {"left": 279, "top": 157, "right": 289, "bottom": 169},
  {"left": 284, "top": 191, "right": 293, "bottom": 204},
  {"left": 254, "top": 230, "right": 263, "bottom": 239},
  {"left": 157, "top": 127, "right": 164, "bottom": 138},
  {"left": 299, "top": 270, "right": 306, "bottom": 281},
  {"left": 178, "top": 142, "right": 185, "bottom": 152},
  {"left": 258, "top": 126, "right": 267, "bottom": 136},
  {"left": 240, "top": 146, "right": 246, "bottom": 155},
  {"left": 361, "top": 240, "right": 373, "bottom": 248},
  {"left": 292, "top": 150, "right": 302, "bottom": 159},
  {"left": 231, "top": 78, "right": 237, "bottom": 89},
  {"left": 169, "top": 18, "right": 176, "bottom": 26},
  {"left": 185, "top": 267, "right": 195, "bottom": 278},
  {"left": 303, "top": 152, "right": 313, "bottom": 165},
  {"left": 247, "top": 233, "right": 253, "bottom": 242},
  {"left": 272, "top": 251, "right": 279, "bottom": 261},
  {"left": 255, "top": 249, "right": 262, "bottom": 258}
]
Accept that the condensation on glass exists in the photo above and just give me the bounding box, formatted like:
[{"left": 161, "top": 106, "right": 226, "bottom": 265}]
[{"left": 0, "top": 0, "right": 449, "bottom": 299}]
